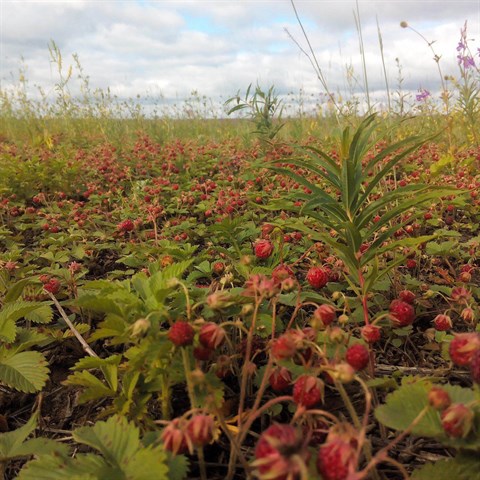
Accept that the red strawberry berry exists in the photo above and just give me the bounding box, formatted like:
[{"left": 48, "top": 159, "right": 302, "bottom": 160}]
[
  {"left": 469, "top": 348, "right": 480, "bottom": 384},
  {"left": 272, "top": 264, "right": 295, "bottom": 284},
  {"left": 186, "top": 414, "right": 215, "bottom": 447},
  {"left": 117, "top": 219, "right": 135, "bottom": 232},
  {"left": 306, "top": 266, "right": 329, "bottom": 289},
  {"left": 271, "top": 333, "right": 297, "bottom": 361},
  {"left": 293, "top": 375, "right": 323, "bottom": 408},
  {"left": 428, "top": 387, "right": 451, "bottom": 411},
  {"left": 441, "top": 403, "right": 474, "bottom": 438},
  {"left": 199, "top": 322, "right": 226, "bottom": 350},
  {"left": 406, "top": 259, "right": 417, "bottom": 270},
  {"left": 212, "top": 262, "right": 225, "bottom": 274},
  {"left": 451, "top": 286, "right": 471, "bottom": 302},
  {"left": 43, "top": 278, "right": 61, "bottom": 294},
  {"left": 399, "top": 289, "right": 416, "bottom": 304},
  {"left": 168, "top": 321, "right": 195, "bottom": 347},
  {"left": 253, "top": 424, "right": 308, "bottom": 480},
  {"left": 433, "top": 314, "right": 452, "bottom": 331},
  {"left": 389, "top": 299, "right": 415, "bottom": 327},
  {"left": 316, "top": 430, "right": 358, "bottom": 480},
  {"left": 193, "top": 345, "right": 213, "bottom": 361},
  {"left": 311, "top": 304, "right": 336, "bottom": 329},
  {"left": 361, "top": 325, "right": 381, "bottom": 344},
  {"left": 461, "top": 307, "right": 475, "bottom": 323},
  {"left": 268, "top": 366, "right": 292, "bottom": 393},
  {"left": 345, "top": 344, "right": 370, "bottom": 371},
  {"left": 448, "top": 332, "right": 480, "bottom": 366},
  {"left": 161, "top": 418, "right": 191, "bottom": 455},
  {"left": 254, "top": 239, "right": 274, "bottom": 259}
]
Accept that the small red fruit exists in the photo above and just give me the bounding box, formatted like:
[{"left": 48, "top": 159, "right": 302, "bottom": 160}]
[
  {"left": 306, "top": 266, "right": 329, "bottom": 289},
  {"left": 161, "top": 418, "right": 190, "bottom": 455},
  {"left": 345, "top": 344, "right": 370, "bottom": 371},
  {"left": 361, "top": 325, "right": 381, "bottom": 344},
  {"left": 193, "top": 345, "right": 213, "bottom": 361},
  {"left": 399, "top": 290, "right": 416, "bottom": 304},
  {"left": 316, "top": 425, "right": 358, "bottom": 480},
  {"left": 451, "top": 286, "right": 471, "bottom": 302},
  {"left": 448, "top": 333, "right": 480, "bottom": 366},
  {"left": 461, "top": 307, "right": 475, "bottom": 323},
  {"left": 433, "top": 314, "right": 452, "bottom": 331},
  {"left": 168, "top": 321, "right": 195, "bottom": 347},
  {"left": 469, "top": 348, "right": 480, "bottom": 384},
  {"left": 212, "top": 262, "right": 225, "bottom": 274},
  {"left": 293, "top": 375, "right": 323, "bottom": 408},
  {"left": 117, "top": 219, "right": 135, "bottom": 232},
  {"left": 199, "top": 322, "right": 226, "bottom": 350},
  {"left": 253, "top": 424, "right": 307, "bottom": 480},
  {"left": 43, "top": 278, "right": 61, "bottom": 294},
  {"left": 254, "top": 239, "right": 274, "bottom": 259},
  {"left": 441, "top": 403, "right": 474, "bottom": 438},
  {"left": 389, "top": 299, "right": 415, "bottom": 327},
  {"left": 271, "top": 333, "right": 297, "bottom": 361},
  {"left": 406, "top": 259, "right": 417, "bottom": 270},
  {"left": 311, "top": 304, "right": 336, "bottom": 329},
  {"left": 271, "top": 264, "right": 295, "bottom": 284},
  {"left": 428, "top": 387, "right": 451, "bottom": 411},
  {"left": 186, "top": 414, "right": 215, "bottom": 447},
  {"left": 268, "top": 366, "right": 292, "bottom": 393}
]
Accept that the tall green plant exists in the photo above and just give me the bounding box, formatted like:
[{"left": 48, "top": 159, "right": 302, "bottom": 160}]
[
  {"left": 267, "top": 114, "right": 458, "bottom": 324},
  {"left": 225, "top": 83, "right": 285, "bottom": 143}
]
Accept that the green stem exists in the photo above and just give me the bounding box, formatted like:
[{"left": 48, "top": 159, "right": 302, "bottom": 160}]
[
  {"left": 226, "top": 296, "right": 262, "bottom": 480},
  {"left": 181, "top": 348, "right": 196, "bottom": 407},
  {"left": 160, "top": 374, "right": 170, "bottom": 420},
  {"left": 337, "top": 380, "right": 380, "bottom": 480},
  {"left": 197, "top": 447, "right": 208, "bottom": 480},
  {"left": 336, "top": 382, "right": 362, "bottom": 430}
]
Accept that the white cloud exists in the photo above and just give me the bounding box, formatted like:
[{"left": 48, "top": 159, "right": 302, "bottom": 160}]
[{"left": 1, "top": 0, "right": 479, "bottom": 115}]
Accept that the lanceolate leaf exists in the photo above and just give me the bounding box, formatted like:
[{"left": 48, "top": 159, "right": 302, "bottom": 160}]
[
  {"left": 356, "top": 134, "right": 437, "bottom": 211},
  {"left": 269, "top": 166, "right": 348, "bottom": 222},
  {"left": 280, "top": 154, "right": 340, "bottom": 189},
  {"left": 0, "top": 351, "right": 49, "bottom": 393}
]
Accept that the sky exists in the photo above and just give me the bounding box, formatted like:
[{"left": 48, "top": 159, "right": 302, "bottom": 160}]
[{"left": 1, "top": 0, "right": 480, "bottom": 116}]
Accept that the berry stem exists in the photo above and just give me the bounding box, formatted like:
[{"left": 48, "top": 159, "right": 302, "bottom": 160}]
[
  {"left": 177, "top": 280, "right": 192, "bottom": 321},
  {"left": 359, "top": 406, "right": 430, "bottom": 478},
  {"left": 181, "top": 348, "right": 197, "bottom": 407},
  {"left": 196, "top": 447, "right": 208, "bottom": 480},
  {"left": 160, "top": 374, "right": 170, "bottom": 420},
  {"left": 357, "top": 268, "right": 370, "bottom": 326},
  {"left": 227, "top": 295, "right": 263, "bottom": 480}
]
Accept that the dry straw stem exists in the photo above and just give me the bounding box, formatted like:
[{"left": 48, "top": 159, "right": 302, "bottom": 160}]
[{"left": 48, "top": 291, "right": 98, "bottom": 358}]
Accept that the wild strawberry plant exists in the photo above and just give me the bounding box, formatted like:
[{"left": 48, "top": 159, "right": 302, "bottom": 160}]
[{"left": 0, "top": 115, "right": 479, "bottom": 480}]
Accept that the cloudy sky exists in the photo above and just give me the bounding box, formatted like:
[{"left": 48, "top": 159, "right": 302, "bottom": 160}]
[{"left": 1, "top": 0, "right": 479, "bottom": 115}]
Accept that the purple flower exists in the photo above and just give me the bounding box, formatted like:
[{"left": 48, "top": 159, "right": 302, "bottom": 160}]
[
  {"left": 416, "top": 89, "right": 431, "bottom": 102},
  {"left": 458, "top": 55, "right": 475, "bottom": 69},
  {"left": 457, "top": 41, "right": 466, "bottom": 52}
]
